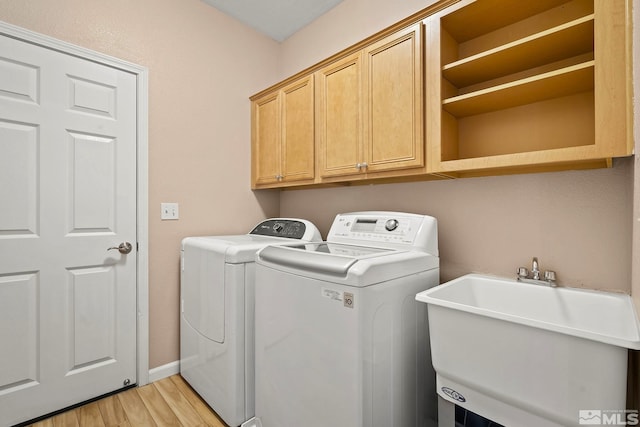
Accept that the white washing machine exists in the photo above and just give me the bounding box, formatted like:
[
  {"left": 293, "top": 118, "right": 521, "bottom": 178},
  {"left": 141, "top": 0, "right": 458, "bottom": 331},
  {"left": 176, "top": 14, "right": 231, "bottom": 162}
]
[
  {"left": 180, "top": 219, "right": 321, "bottom": 427},
  {"left": 245, "top": 212, "right": 440, "bottom": 427}
]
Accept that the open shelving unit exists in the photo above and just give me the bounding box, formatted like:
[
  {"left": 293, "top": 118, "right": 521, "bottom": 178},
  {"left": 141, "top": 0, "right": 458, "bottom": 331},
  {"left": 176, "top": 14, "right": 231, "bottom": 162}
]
[
  {"left": 426, "top": 0, "right": 633, "bottom": 176},
  {"left": 443, "top": 61, "right": 594, "bottom": 117},
  {"left": 442, "top": 14, "right": 594, "bottom": 88}
]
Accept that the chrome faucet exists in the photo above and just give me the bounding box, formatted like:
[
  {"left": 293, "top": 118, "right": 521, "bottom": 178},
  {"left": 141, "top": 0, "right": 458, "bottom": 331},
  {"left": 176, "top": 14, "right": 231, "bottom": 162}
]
[
  {"left": 531, "top": 257, "right": 540, "bottom": 280},
  {"left": 517, "top": 257, "right": 557, "bottom": 287}
]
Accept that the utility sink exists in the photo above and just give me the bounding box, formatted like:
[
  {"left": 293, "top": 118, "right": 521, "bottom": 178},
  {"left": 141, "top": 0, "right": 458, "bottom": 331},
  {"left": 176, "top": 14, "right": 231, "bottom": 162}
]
[{"left": 416, "top": 274, "right": 640, "bottom": 427}]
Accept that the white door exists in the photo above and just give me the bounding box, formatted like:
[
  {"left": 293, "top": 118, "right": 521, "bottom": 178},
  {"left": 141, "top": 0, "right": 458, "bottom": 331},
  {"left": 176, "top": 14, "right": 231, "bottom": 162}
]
[{"left": 0, "top": 32, "right": 138, "bottom": 426}]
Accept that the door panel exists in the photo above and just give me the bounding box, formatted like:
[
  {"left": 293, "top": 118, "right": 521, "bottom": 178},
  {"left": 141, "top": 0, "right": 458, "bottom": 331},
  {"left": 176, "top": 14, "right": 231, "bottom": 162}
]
[
  {"left": 0, "top": 31, "right": 137, "bottom": 426},
  {"left": 0, "top": 272, "right": 38, "bottom": 389},
  {"left": 68, "top": 266, "right": 116, "bottom": 370},
  {"left": 68, "top": 75, "right": 116, "bottom": 118},
  {"left": 68, "top": 132, "right": 116, "bottom": 232},
  {"left": 0, "top": 121, "right": 38, "bottom": 236},
  {"left": 0, "top": 55, "right": 39, "bottom": 103}
]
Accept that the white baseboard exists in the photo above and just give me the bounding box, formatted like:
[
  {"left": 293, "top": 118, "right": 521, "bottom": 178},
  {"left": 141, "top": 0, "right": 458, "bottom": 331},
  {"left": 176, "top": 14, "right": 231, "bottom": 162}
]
[{"left": 148, "top": 360, "right": 180, "bottom": 383}]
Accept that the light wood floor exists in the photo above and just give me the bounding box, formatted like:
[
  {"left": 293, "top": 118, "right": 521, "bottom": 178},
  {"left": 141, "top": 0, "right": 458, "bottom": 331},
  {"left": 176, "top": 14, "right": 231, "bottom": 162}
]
[{"left": 27, "top": 375, "right": 229, "bottom": 427}]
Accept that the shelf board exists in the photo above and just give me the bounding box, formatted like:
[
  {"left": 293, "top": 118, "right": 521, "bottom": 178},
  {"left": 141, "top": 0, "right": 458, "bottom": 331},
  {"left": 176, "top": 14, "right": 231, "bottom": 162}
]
[
  {"left": 442, "top": 61, "right": 594, "bottom": 117},
  {"left": 441, "top": 0, "right": 573, "bottom": 42},
  {"left": 437, "top": 158, "right": 611, "bottom": 178},
  {"left": 437, "top": 144, "right": 604, "bottom": 172},
  {"left": 443, "top": 15, "right": 594, "bottom": 88}
]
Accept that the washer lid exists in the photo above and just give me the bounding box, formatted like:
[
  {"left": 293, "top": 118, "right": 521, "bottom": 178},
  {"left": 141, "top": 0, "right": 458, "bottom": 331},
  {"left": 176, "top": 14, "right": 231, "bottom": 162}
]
[
  {"left": 256, "top": 243, "right": 437, "bottom": 286},
  {"left": 182, "top": 234, "right": 315, "bottom": 263},
  {"left": 291, "top": 242, "right": 393, "bottom": 257},
  {"left": 259, "top": 243, "right": 395, "bottom": 275},
  {"left": 181, "top": 218, "right": 322, "bottom": 263}
]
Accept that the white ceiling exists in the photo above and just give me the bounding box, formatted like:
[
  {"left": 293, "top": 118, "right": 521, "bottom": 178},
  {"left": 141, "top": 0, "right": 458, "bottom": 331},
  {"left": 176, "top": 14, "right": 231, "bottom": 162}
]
[{"left": 201, "top": 0, "right": 344, "bottom": 42}]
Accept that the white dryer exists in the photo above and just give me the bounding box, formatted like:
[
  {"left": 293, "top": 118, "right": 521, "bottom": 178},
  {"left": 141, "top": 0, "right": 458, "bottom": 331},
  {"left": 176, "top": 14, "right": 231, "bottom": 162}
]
[
  {"left": 180, "top": 219, "right": 321, "bottom": 427},
  {"left": 246, "top": 212, "right": 440, "bottom": 427}
]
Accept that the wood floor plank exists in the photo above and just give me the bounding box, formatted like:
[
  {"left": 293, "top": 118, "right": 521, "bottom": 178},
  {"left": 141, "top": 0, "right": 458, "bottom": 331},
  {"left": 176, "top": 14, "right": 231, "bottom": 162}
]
[
  {"left": 137, "top": 381, "right": 181, "bottom": 426},
  {"left": 97, "top": 395, "right": 128, "bottom": 426},
  {"left": 28, "top": 376, "right": 226, "bottom": 427},
  {"left": 51, "top": 411, "right": 79, "bottom": 427},
  {"left": 116, "top": 388, "right": 157, "bottom": 426},
  {"left": 77, "top": 402, "right": 106, "bottom": 427},
  {"left": 170, "top": 375, "right": 228, "bottom": 427},
  {"left": 154, "top": 377, "right": 205, "bottom": 426},
  {"left": 30, "top": 419, "right": 54, "bottom": 427}
]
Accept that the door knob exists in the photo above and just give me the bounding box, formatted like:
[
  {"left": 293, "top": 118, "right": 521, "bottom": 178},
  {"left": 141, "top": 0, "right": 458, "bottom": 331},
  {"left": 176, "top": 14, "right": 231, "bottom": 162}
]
[{"left": 107, "top": 242, "right": 133, "bottom": 254}]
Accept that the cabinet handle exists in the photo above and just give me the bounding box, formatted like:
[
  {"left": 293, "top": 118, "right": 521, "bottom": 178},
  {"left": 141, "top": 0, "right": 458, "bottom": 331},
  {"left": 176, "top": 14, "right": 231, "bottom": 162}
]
[
  {"left": 275, "top": 174, "right": 284, "bottom": 181},
  {"left": 360, "top": 162, "right": 368, "bottom": 169}
]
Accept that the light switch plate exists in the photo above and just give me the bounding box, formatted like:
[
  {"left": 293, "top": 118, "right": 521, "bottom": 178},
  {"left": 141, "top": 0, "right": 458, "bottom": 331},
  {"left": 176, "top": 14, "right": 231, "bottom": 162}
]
[{"left": 161, "top": 202, "right": 179, "bottom": 220}]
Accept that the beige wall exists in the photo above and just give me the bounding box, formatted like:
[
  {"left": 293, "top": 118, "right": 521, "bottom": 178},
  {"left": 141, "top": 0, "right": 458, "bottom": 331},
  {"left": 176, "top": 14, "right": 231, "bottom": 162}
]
[
  {"left": 0, "top": 0, "right": 281, "bottom": 368},
  {"left": 0, "top": 0, "right": 637, "bottom": 373},
  {"left": 279, "top": 0, "right": 638, "bottom": 293},
  {"left": 280, "top": 161, "right": 633, "bottom": 289}
]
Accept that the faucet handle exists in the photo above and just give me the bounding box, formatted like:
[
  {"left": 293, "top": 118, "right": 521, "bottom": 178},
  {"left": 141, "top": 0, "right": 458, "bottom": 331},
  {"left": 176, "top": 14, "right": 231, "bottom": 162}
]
[
  {"left": 517, "top": 267, "right": 529, "bottom": 278},
  {"left": 544, "top": 270, "right": 557, "bottom": 282}
]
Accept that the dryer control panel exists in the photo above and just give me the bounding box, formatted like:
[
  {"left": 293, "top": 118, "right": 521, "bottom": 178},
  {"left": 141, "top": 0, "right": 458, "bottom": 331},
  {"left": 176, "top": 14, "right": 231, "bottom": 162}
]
[
  {"left": 327, "top": 212, "right": 438, "bottom": 255},
  {"left": 250, "top": 219, "right": 311, "bottom": 239}
]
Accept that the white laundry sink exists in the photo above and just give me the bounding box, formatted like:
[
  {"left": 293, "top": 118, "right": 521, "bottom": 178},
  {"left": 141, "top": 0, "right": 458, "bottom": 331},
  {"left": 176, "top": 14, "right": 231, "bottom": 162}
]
[{"left": 415, "top": 274, "right": 640, "bottom": 427}]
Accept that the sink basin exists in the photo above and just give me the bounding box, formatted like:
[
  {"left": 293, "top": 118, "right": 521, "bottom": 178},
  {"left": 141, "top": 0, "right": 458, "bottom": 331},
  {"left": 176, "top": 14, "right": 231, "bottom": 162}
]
[{"left": 415, "top": 274, "right": 640, "bottom": 427}]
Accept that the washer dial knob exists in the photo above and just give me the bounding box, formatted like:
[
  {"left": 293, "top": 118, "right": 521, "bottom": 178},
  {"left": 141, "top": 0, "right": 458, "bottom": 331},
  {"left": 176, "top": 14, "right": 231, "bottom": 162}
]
[
  {"left": 273, "top": 222, "right": 284, "bottom": 233},
  {"left": 385, "top": 219, "right": 399, "bottom": 231}
]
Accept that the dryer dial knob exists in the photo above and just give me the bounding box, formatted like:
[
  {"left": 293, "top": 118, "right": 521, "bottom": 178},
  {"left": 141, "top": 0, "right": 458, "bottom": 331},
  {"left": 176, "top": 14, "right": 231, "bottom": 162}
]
[{"left": 385, "top": 219, "right": 399, "bottom": 231}]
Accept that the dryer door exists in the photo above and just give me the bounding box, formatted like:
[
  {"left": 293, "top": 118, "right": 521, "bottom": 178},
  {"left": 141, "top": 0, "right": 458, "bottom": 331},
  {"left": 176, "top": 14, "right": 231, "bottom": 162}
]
[{"left": 182, "top": 244, "right": 225, "bottom": 343}]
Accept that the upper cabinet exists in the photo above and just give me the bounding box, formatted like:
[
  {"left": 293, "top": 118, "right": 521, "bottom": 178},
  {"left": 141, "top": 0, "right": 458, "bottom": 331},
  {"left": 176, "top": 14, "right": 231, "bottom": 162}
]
[
  {"left": 425, "top": 0, "right": 633, "bottom": 176},
  {"left": 251, "top": 75, "right": 315, "bottom": 189},
  {"left": 250, "top": 0, "right": 634, "bottom": 188},
  {"left": 317, "top": 23, "right": 425, "bottom": 182}
]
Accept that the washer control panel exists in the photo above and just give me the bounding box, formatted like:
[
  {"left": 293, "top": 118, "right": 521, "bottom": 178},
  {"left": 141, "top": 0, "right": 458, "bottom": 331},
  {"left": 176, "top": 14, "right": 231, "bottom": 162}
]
[
  {"left": 250, "top": 219, "right": 308, "bottom": 239},
  {"left": 328, "top": 212, "right": 424, "bottom": 246}
]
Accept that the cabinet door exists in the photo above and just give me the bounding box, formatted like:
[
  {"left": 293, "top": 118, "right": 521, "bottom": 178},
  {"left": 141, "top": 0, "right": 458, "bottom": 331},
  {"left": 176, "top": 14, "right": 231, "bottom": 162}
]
[
  {"left": 281, "top": 75, "right": 315, "bottom": 183},
  {"left": 317, "top": 52, "right": 364, "bottom": 178},
  {"left": 363, "top": 23, "right": 424, "bottom": 173},
  {"left": 252, "top": 91, "right": 281, "bottom": 186}
]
